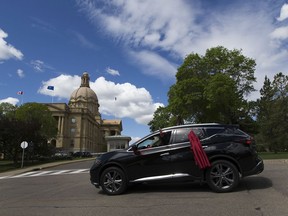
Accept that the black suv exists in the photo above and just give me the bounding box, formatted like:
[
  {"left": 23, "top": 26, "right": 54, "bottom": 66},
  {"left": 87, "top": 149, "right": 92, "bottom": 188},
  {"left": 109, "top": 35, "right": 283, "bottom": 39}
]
[{"left": 90, "top": 123, "right": 264, "bottom": 195}]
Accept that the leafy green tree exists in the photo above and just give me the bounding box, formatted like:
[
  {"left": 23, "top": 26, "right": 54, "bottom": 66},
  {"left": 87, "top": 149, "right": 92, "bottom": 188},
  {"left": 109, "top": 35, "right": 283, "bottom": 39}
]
[
  {"left": 0, "top": 103, "right": 17, "bottom": 160},
  {"left": 204, "top": 73, "right": 242, "bottom": 123},
  {"left": 15, "top": 103, "right": 58, "bottom": 157},
  {"left": 257, "top": 73, "right": 288, "bottom": 152},
  {"left": 0, "top": 102, "right": 17, "bottom": 119},
  {"left": 150, "top": 46, "right": 257, "bottom": 132},
  {"left": 148, "top": 106, "right": 180, "bottom": 131},
  {"left": 15, "top": 103, "right": 58, "bottom": 140},
  {"left": 0, "top": 102, "right": 58, "bottom": 163}
]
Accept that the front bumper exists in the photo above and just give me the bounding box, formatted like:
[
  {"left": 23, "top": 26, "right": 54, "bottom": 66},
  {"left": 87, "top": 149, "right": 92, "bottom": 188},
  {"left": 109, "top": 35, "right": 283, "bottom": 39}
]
[
  {"left": 90, "top": 180, "right": 100, "bottom": 188},
  {"left": 90, "top": 163, "right": 101, "bottom": 188}
]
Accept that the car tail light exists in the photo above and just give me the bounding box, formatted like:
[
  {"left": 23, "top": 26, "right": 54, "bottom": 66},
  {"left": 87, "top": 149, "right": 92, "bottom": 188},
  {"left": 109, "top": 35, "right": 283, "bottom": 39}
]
[
  {"left": 236, "top": 137, "right": 252, "bottom": 145},
  {"left": 245, "top": 139, "right": 252, "bottom": 145}
]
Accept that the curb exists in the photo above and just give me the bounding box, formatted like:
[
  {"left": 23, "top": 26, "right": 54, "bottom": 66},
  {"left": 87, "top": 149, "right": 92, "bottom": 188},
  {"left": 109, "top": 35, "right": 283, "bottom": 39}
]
[{"left": 263, "top": 159, "right": 288, "bottom": 164}]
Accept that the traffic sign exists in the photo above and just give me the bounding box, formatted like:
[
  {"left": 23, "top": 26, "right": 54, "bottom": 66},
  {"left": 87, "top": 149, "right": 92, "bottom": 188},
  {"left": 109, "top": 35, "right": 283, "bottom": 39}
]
[{"left": 21, "top": 141, "right": 28, "bottom": 149}]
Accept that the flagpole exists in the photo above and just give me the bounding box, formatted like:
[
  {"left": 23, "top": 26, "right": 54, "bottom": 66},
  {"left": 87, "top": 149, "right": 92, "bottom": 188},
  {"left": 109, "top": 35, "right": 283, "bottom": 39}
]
[
  {"left": 17, "top": 91, "right": 24, "bottom": 105},
  {"left": 47, "top": 86, "right": 55, "bottom": 103}
]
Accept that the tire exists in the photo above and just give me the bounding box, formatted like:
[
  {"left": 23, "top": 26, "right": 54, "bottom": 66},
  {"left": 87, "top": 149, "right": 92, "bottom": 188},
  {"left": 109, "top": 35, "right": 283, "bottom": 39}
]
[
  {"left": 206, "top": 160, "right": 239, "bottom": 193},
  {"left": 100, "top": 167, "right": 127, "bottom": 195}
]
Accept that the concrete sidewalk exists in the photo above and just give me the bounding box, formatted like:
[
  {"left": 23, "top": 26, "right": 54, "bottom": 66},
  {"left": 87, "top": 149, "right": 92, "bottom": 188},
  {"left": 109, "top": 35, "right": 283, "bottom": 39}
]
[{"left": 0, "top": 158, "right": 94, "bottom": 177}]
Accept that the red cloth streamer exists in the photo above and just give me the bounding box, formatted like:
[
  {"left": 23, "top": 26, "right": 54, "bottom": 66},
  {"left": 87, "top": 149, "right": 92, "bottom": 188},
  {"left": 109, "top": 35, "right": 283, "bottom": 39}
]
[{"left": 188, "top": 130, "right": 211, "bottom": 169}]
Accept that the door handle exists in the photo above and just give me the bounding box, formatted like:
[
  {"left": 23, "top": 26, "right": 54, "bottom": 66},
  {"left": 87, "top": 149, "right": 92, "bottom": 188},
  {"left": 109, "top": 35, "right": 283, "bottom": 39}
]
[
  {"left": 202, "top": 146, "right": 208, "bottom": 149},
  {"left": 160, "top": 152, "right": 169, "bottom": 156}
]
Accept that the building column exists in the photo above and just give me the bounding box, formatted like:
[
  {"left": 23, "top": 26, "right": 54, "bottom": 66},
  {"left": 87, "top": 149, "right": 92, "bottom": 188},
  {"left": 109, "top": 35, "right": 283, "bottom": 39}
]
[
  {"left": 58, "top": 116, "right": 61, "bottom": 134},
  {"left": 60, "top": 116, "right": 64, "bottom": 135}
]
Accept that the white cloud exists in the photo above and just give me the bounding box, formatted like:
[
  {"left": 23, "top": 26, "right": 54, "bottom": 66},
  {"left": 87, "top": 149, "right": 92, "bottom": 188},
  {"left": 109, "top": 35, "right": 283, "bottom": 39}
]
[
  {"left": 271, "top": 26, "right": 288, "bottom": 40},
  {"left": 129, "top": 50, "right": 177, "bottom": 80},
  {"left": 30, "top": 60, "right": 46, "bottom": 72},
  {"left": 38, "top": 74, "right": 80, "bottom": 99},
  {"left": 77, "top": 0, "right": 288, "bottom": 101},
  {"left": 30, "top": 60, "right": 54, "bottom": 73},
  {"left": 17, "top": 69, "right": 25, "bottom": 78},
  {"left": 106, "top": 67, "right": 120, "bottom": 76},
  {"left": 76, "top": 0, "right": 195, "bottom": 78},
  {"left": 92, "top": 76, "right": 164, "bottom": 124},
  {"left": 0, "top": 28, "right": 23, "bottom": 61},
  {"left": 71, "top": 31, "right": 97, "bottom": 49},
  {"left": 0, "top": 97, "right": 19, "bottom": 105},
  {"left": 38, "top": 74, "right": 163, "bottom": 124},
  {"left": 277, "top": 3, "right": 288, "bottom": 21}
]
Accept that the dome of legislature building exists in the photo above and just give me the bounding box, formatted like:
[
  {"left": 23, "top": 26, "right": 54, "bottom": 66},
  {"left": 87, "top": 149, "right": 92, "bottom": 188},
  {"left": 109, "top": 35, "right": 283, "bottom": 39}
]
[
  {"left": 70, "top": 72, "right": 98, "bottom": 104},
  {"left": 45, "top": 72, "right": 131, "bottom": 154},
  {"left": 69, "top": 72, "right": 100, "bottom": 117}
]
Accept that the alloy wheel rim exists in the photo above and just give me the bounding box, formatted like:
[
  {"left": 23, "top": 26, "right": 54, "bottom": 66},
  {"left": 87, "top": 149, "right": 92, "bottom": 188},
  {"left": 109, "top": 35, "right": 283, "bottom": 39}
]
[
  {"left": 103, "top": 170, "right": 123, "bottom": 193},
  {"left": 210, "top": 164, "right": 234, "bottom": 189}
]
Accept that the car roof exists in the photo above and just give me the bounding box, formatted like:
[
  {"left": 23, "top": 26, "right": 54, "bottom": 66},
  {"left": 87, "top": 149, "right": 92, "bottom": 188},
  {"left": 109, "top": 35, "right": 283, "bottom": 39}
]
[
  {"left": 158, "top": 123, "right": 233, "bottom": 131},
  {"left": 130, "top": 123, "right": 240, "bottom": 146}
]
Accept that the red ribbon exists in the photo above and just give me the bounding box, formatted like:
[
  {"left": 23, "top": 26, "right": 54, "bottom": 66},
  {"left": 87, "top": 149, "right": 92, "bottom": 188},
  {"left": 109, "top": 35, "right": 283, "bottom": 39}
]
[{"left": 188, "top": 130, "right": 211, "bottom": 169}]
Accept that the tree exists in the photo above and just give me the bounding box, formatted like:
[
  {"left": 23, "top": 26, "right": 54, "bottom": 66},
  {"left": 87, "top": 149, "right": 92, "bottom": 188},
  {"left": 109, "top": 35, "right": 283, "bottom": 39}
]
[
  {"left": 0, "top": 102, "right": 58, "bottom": 163},
  {"left": 150, "top": 46, "right": 257, "bottom": 132},
  {"left": 148, "top": 106, "right": 179, "bottom": 131},
  {"left": 257, "top": 73, "right": 288, "bottom": 152},
  {"left": 0, "top": 103, "right": 17, "bottom": 160},
  {"left": 0, "top": 102, "right": 17, "bottom": 119},
  {"left": 204, "top": 73, "right": 242, "bottom": 123},
  {"left": 15, "top": 103, "right": 58, "bottom": 140},
  {"left": 15, "top": 103, "right": 58, "bottom": 157}
]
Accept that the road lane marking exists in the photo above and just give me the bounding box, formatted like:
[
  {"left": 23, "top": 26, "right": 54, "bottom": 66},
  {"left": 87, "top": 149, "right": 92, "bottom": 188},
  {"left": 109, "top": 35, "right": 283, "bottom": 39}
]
[
  {"left": 69, "top": 169, "right": 89, "bottom": 174},
  {"left": 0, "top": 169, "right": 89, "bottom": 180}
]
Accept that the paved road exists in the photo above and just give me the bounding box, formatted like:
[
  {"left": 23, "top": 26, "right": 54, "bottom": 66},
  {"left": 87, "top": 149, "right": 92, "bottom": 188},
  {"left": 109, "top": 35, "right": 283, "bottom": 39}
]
[{"left": 0, "top": 160, "right": 287, "bottom": 216}]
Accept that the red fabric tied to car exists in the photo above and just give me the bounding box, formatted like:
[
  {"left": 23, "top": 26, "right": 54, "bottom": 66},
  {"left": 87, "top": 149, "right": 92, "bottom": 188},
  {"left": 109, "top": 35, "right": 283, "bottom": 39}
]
[{"left": 188, "top": 130, "right": 211, "bottom": 169}]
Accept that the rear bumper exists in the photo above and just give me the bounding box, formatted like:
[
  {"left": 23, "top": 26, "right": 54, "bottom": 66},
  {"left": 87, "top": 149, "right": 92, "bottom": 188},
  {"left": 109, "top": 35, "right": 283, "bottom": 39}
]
[{"left": 243, "top": 156, "right": 264, "bottom": 177}]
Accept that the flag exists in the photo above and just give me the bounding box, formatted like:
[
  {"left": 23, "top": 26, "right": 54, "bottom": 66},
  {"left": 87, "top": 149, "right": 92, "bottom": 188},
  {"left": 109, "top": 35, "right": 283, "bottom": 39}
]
[
  {"left": 188, "top": 130, "right": 211, "bottom": 169},
  {"left": 47, "top": 86, "right": 54, "bottom": 90},
  {"left": 17, "top": 91, "right": 24, "bottom": 95}
]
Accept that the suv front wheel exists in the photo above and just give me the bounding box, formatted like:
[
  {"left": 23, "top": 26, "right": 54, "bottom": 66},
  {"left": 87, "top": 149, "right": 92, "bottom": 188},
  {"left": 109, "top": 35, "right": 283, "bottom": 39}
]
[
  {"left": 206, "top": 160, "right": 239, "bottom": 193},
  {"left": 100, "top": 167, "right": 127, "bottom": 195}
]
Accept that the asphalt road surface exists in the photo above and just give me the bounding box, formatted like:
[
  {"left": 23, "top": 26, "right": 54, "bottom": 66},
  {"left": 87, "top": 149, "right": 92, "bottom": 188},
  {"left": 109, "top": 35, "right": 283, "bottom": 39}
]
[{"left": 0, "top": 160, "right": 287, "bottom": 216}]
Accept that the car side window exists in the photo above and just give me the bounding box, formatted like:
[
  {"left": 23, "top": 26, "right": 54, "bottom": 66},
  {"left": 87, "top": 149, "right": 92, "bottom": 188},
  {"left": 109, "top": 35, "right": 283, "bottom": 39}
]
[
  {"left": 174, "top": 127, "right": 206, "bottom": 143},
  {"left": 137, "top": 131, "right": 171, "bottom": 149}
]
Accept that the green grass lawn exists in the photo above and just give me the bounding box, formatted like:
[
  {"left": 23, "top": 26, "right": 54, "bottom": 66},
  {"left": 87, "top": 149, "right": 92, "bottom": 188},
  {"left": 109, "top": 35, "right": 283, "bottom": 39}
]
[
  {"left": 258, "top": 152, "right": 288, "bottom": 160},
  {"left": 0, "top": 159, "right": 71, "bottom": 173},
  {"left": 0, "top": 161, "right": 20, "bottom": 172}
]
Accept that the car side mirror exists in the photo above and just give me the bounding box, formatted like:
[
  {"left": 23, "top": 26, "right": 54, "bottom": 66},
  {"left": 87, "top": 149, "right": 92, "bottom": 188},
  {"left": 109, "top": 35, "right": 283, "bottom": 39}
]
[{"left": 132, "top": 145, "right": 141, "bottom": 155}]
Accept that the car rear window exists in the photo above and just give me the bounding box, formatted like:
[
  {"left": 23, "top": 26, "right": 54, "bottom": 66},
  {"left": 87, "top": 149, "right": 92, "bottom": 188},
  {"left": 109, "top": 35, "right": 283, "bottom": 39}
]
[
  {"left": 205, "top": 128, "right": 225, "bottom": 137},
  {"left": 206, "top": 127, "right": 248, "bottom": 136}
]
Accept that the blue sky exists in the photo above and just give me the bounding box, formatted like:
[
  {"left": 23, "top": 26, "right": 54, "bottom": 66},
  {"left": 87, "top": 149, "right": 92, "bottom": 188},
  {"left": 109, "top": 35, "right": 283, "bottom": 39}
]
[{"left": 0, "top": 0, "right": 288, "bottom": 143}]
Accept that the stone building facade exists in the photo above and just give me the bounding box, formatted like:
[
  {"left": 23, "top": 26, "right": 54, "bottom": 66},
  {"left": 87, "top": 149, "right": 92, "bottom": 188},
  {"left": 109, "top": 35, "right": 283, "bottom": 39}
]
[{"left": 45, "top": 72, "right": 130, "bottom": 153}]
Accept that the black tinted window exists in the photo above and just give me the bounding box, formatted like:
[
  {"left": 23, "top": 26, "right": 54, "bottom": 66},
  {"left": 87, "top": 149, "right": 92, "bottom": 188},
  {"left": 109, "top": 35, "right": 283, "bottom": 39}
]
[
  {"left": 205, "top": 127, "right": 247, "bottom": 137},
  {"left": 137, "top": 131, "right": 171, "bottom": 149},
  {"left": 174, "top": 128, "right": 205, "bottom": 143},
  {"left": 205, "top": 128, "right": 225, "bottom": 137}
]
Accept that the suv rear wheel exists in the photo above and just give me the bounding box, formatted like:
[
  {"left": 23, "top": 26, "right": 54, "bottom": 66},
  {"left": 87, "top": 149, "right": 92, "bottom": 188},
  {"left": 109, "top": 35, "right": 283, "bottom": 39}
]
[
  {"left": 100, "top": 167, "right": 127, "bottom": 195},
  {"left": 206, "top": 160, "right": 239, "bottom": 193}
]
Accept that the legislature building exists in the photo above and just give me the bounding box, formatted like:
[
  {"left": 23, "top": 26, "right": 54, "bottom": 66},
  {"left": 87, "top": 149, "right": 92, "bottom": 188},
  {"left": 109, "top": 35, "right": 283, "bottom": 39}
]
[{"left": 44, "top": 72, "right": 130, "bottom": 154}]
